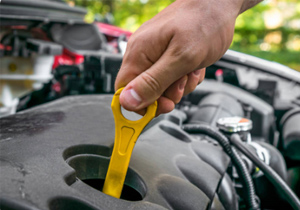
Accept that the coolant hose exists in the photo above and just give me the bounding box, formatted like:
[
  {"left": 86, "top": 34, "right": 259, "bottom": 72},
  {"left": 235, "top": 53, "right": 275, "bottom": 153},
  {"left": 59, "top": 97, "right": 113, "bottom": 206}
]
[
  {"left": 182, "top": 124, "right": 260, "bottom": 210},
  {"left": 230, "top": 134, "right": 300, "bottom": 210}
]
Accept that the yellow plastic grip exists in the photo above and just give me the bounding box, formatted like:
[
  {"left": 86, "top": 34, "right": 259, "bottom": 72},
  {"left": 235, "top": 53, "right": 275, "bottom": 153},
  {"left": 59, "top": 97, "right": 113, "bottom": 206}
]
[{"left": 103, "top": 87, "right": 157, "bottom": 198}]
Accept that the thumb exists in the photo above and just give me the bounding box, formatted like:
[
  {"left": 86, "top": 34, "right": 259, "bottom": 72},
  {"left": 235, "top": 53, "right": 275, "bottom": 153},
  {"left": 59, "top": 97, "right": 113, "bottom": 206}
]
[{"left": 118, "top": 50, "right": 191, "bottom": 112}]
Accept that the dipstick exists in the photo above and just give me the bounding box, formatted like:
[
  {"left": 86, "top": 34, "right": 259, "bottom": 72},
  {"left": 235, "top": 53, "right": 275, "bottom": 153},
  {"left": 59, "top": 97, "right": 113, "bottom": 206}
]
[{"left": 103, "top": 88, "right": 157, "bottom": 198}]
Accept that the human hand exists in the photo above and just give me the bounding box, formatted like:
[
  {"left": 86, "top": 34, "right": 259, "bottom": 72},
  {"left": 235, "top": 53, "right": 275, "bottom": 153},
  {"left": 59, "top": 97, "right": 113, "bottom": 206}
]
[{"left": 115, "top": 0, "right": 261, "bottom": 116}]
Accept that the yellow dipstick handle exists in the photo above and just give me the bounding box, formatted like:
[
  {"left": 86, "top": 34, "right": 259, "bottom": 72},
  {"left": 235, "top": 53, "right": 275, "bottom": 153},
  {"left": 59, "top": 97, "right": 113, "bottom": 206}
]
[{"left": 103, "top": 88, "right": 157, "bottom": 198}]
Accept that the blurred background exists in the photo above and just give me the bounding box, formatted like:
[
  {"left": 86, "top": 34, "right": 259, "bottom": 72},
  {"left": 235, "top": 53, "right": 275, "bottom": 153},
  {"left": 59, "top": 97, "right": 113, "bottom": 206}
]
[{"left": 66, "top": 0, "right": 300, "bottom": 71}]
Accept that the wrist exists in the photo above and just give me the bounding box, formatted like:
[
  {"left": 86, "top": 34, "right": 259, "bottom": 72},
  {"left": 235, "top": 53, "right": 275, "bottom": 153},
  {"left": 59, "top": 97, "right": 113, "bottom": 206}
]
[{"left": 239, "top": 0, "right": 263, "bottom": 14}]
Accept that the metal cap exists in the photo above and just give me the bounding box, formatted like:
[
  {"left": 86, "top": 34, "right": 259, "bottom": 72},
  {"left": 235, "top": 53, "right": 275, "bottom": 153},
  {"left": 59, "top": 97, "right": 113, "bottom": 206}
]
[{"left": 216, "top": 117, "right": 252, "bottom": 133}]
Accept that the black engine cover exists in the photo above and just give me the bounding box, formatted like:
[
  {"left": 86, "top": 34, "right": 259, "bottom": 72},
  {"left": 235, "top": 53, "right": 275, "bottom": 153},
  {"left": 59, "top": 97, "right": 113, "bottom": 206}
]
[{"left": 0, "top": 95, "right": 230, "bottom": 210}]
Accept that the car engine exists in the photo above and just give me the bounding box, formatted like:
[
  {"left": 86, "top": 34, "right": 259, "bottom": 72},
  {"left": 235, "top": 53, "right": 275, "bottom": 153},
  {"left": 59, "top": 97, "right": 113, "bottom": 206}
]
[{"left": 1, "top": 1, "right": 300, "bottom": 210}]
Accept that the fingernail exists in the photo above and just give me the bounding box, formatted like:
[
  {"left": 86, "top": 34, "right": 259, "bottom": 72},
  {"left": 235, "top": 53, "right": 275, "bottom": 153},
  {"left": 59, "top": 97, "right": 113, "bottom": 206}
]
[
  {"left": 193, "top": 69, "right": 201, "bottom": 75},
  {"left": 179, "top": 78, "right": 187, "bottom": 90},
  {"left": 121, "top": 88, "right": 142, "bottom": 107}
]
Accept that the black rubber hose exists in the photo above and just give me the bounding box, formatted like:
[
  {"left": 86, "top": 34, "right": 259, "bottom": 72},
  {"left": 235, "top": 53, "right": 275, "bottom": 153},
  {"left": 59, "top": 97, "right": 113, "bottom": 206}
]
[
  {"left": 230, "top": 134, "right": 300, "bottom": 210},
  {"left": 182, "top": 124, "right": 260, "bottom": 210}
]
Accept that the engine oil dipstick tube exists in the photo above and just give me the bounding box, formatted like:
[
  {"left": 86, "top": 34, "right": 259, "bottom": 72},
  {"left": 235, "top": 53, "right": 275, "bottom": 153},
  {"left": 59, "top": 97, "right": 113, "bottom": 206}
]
[{"left": 103, "top": 88, "right": 157, "bottom": 198}]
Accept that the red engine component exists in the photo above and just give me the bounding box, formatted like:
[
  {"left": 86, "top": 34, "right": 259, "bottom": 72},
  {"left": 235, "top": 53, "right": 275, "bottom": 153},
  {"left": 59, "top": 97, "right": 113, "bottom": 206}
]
[
  {"left": 96, "top": 22, "right": 132, "bottom": 41},
  {"left": 52, "top": 48, "right": 84, "bottom": 69}
]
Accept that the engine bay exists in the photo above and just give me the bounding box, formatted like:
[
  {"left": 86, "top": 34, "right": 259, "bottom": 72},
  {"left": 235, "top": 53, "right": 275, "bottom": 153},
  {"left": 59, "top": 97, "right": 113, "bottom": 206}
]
[
  {"left": 1, "top": 1, "right": 300, "bottom": 210},
  {"left": 1, "top": 78, "right": 300, "bottom": 210}
]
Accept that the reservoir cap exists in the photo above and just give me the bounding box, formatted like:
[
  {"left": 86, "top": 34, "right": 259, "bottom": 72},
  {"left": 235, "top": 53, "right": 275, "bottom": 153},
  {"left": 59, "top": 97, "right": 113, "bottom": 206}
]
[{"left": 217, "top": 117, "right": 252, "bottom": 133}]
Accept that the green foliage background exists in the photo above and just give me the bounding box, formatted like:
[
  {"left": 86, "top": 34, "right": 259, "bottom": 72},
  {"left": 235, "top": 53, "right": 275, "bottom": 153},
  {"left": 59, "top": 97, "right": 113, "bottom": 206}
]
[{"left": 68, "top": 0, "right": 300, "bottom": 71}]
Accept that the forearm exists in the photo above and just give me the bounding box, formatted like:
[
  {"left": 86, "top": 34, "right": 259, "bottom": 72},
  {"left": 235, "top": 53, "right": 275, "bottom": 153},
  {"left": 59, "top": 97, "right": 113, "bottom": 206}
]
[{"left": 193, "top": 0, "right": 263, "bottom": 17}]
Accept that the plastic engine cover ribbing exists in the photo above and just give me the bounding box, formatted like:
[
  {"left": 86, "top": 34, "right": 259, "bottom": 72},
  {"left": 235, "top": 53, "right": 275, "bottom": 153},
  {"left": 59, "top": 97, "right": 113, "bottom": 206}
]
[{"left": 0, "top": 95, "right": 230, "bottom": 210}]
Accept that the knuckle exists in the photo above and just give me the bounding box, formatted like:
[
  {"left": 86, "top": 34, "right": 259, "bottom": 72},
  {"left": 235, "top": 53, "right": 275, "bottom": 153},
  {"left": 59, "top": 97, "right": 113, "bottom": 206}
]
[
  {"left": 126, "top": 34, "right": 148, "bottom": 55},
  {"left": 127, "top": 34, "right": 142, "bottom": 49},
  {"left": 184, "top": 82, "right": 197, "bottom": 96},
  {"left": 174, "top": 96, "right": 182, "bottom": 104},
  {"left": 180, "top": 51, "right": 195, "bottom": 63},
  {"left": 198, "top": 75, "right": 204, "bottom": 84},
  {"left": 184, "top": 87, "right": 193, "bottom": 96},
  {"left": 140, "top": 71, "right": 162, "bottom": 95},
  {"left": 126, "top": 36, "right": 135, "bottom": 48},
  {"left": 171, "top": 45, "right": 197, "bottom": 64},
  {"left": 172, "top": 25, "right": 181, "bottom": 35}
]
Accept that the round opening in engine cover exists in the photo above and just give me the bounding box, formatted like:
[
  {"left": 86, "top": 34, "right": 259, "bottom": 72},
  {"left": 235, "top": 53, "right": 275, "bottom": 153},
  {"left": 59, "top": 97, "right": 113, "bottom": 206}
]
[
  {"left": 217, "top": 117, "right": 252, "bottom": 133},
  {"left": 63, "top": 144, "right": 147, "bottom": 201}
]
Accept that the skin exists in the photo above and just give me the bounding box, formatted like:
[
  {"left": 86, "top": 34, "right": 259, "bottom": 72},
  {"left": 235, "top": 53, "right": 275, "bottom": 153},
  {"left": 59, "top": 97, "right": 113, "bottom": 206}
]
[{"left": 115, "top": 0, "right": 262, "bottom": 116}]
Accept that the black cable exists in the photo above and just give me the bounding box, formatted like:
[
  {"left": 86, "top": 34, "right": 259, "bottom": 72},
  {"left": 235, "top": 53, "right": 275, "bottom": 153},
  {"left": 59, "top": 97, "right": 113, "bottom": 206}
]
[
  {"left": 182, "top": 124, "right": 260, "bottom": 210},
  {"left": 230, "top": 134, "right": 300, "bottom": 210}
]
